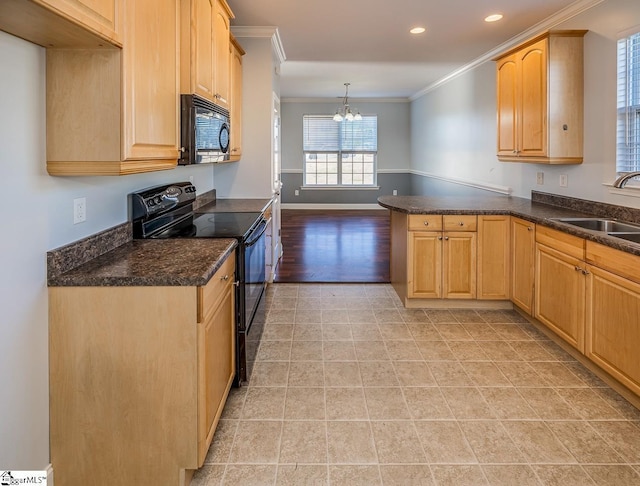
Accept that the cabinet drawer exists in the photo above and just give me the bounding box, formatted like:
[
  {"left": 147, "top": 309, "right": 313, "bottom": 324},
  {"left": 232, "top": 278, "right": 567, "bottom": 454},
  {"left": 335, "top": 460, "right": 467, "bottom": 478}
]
[
  {"left": 536, "top": 225, "right": 584, "bottom": 260},
  {"left": 443, "top": 215, "right": 477, "bottom": 232},
  {"left": 586, "top": 241, "right": 640, "bottom": 285},
  {"left": 198, "top": 253, "right": 235, "bottom": 322},
  {"left": 408, "top": 214, "right": 442, "bottom": 231}
]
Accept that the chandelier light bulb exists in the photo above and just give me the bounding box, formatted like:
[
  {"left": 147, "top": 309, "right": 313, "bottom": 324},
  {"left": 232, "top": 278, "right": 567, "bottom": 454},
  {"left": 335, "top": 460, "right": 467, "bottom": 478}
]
[{"left": 334, "top": 82, "right": 360, "bottom": 122}]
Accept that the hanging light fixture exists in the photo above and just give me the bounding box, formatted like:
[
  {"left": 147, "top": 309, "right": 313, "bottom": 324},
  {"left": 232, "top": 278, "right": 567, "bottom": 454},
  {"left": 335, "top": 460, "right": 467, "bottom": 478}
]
[{"left": 333, "top": 82, "right": 362, "bottom": 122}]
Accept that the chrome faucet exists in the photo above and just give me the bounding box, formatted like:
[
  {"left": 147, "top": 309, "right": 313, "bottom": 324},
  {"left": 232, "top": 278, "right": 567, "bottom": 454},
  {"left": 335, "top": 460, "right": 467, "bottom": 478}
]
[{"left": 613, "top": 171, "right": 640, "bottom": 188}]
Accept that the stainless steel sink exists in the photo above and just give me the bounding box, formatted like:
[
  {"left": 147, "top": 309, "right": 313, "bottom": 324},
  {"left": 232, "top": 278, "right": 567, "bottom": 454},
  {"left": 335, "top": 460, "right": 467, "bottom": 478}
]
[
  {"left": 554, "top": 218, "right": 640, "bottom": 233},
  {"left": 608, "top": 232, "right": 640, "bottom": 244}
]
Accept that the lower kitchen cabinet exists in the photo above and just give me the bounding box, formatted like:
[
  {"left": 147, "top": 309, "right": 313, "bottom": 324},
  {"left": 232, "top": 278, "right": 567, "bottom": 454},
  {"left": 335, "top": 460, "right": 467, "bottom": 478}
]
[
  {"left": 511, "top": 217, "right": 535, "bottom": 314},
  {"left": 49, "top": 253, "right": 235, "bottom": 486},
  {"left": 477, "top": 215, "right": 510, "bottom": 300},
  {"left": 535, "top": 226, "right": 586, "bottom": 352},
  {"left": 586, "top": 242, "right": 640, "bottom": 396},
  {"left": 406, "top": 215, "right": 477, "bottom": 300}
]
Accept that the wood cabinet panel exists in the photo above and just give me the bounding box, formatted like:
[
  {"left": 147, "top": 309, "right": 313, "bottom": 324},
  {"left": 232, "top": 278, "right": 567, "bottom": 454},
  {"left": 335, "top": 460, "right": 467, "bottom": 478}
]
[
  {"left": 477, "top": 215, "right": 510, "bottom": 300},
  {"left": 212, "top": 0, "right": 231, "bottom": 108},
  {"left": 496, "top": 56, "right": 517, "bottom": 156},
  {"left": 536, "top": 225, "right": 585, "bottom": 260},
  {"left": 0, "top": 0, "right": 121, "bottom": 48},
  {"left": 408, "top": 232, "right": 442, "bottom": 298},
  {"left": 198, "top": 258, "right": 235, "bottom": 463},
  {"left": 511, "top": 217, "right": 535, "bottom": 313},
  {"left": 443, "top": 231, "right": 477, "bottom": 299},
  {"left": 586, "top": 265, "right": 640, "bottom": 396},
  {"left": 443, "top": 215, "right": 477, "bottom": 232},
  {"left": 535, "top": 243, "right": 585, "bottom": 352},
  {"left": 519, "top": 39, "right": 547, "bottom": 157},
  {"left": 408, "top": 214, "right": 443, "bottom": 231},
  {"left": 229, "top": 35, "right": 245, "bottom": 160}
]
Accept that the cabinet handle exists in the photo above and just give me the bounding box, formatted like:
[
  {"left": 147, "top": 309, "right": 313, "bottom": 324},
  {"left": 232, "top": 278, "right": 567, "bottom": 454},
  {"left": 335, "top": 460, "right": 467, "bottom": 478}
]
[
  {"left": 582, "top": 268, "right": 590, "bottom": 276},
  {"left": 423, "top": 221, "right": 429, "bottom": 226},
  {"left": 574, "top": 266, "right": 581, "bottom": 272},
  {"left": 438, "top": 236, "right": 443, "bottom": 240},
  {"left": 527, "top": 226, "right": 533, "bottom": 231},
  {"left": 458, "top": 222, "right": 464, "bottom": 226},
  {"left": 444, "top": 236, "right": 449, "bottom": 241},
  {"left": 221, "top": 274, "right": 230, "bottom": 281}
]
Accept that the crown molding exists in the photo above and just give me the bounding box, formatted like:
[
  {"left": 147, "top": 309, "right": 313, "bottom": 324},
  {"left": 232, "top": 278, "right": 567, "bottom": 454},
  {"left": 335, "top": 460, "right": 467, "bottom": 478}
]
[
  {"left": 410, "top": 0, "right": 605, "bottom": 101},
  {"left": 231, "top": 26, "right": 287, "bottom": 64},
  {"left": 281, "top": 97, "right": 409, "bottom": 103}
]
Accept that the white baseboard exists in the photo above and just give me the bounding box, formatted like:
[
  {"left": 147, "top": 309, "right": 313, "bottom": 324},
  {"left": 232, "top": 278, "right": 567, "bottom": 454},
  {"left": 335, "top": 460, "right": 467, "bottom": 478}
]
[{"left": 280, "top": 203, "right": 386, "bottom": 210}]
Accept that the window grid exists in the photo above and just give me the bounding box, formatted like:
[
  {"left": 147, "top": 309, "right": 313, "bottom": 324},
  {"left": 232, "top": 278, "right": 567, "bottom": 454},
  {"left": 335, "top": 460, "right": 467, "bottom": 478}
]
[
  {"left": 303, "top": 115, "right": 378, "bottom": 187},
  {"left": 617, "top": 31, "right": 640, "bottom": 174}
]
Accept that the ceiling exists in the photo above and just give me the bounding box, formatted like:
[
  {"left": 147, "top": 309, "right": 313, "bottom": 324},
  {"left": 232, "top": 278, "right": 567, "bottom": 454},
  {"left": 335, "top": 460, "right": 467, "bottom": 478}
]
[{"left": 226, "top": 0, "right": 595, "bottom": 99}]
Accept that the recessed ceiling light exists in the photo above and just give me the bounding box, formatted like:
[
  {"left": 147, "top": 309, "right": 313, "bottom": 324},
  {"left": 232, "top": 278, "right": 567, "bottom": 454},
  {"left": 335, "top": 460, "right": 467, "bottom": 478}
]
[
  {"left": 484, "top": 13, "right": 503, "bottom": 22},
  {"left": 410, "top": 27, "right": 426, "bottom": 34}
]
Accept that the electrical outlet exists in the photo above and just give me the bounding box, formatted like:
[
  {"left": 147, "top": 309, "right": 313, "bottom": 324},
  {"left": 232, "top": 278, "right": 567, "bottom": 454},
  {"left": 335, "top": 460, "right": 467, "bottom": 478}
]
[
  {"left": 559, "top": 174, "right": 568, "bottom": 187},
  {"left": 294, "top": 189, "right": 299, "bottom": 196},
  {"left": 73, "top": 197, "right": 86, "bottom": 224},
  {"left": 393, "top": 189, "right": 398, "bottom": 196},
  {"left": 536, "top": 172, "right": 544, "bottom": 185}
]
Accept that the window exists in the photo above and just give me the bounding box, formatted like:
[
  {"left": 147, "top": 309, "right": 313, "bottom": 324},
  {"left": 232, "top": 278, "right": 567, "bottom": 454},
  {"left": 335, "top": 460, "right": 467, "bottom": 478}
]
[
  {"left": 617, "top": 30, "right": 640, "bottom": 174},
  {"left": 303, "top": 115, "right": 378, "bottom": 186}
]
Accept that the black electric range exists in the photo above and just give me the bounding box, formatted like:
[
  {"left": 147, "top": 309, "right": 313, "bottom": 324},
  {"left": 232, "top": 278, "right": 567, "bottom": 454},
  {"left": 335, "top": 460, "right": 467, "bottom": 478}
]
[{"left": 129, "top": 182, "right": 268, "bottom": 385}]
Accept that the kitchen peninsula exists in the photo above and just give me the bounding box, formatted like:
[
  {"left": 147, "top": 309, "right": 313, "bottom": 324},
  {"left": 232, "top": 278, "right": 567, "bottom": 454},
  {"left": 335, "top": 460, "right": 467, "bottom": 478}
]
[{"left": 379, "top": 190, "right": 640, "bottom": 403}]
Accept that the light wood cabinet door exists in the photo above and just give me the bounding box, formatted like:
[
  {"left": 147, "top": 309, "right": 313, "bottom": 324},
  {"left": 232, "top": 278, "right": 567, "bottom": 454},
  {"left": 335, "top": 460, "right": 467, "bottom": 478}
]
[
  {"left": 477, "top": 215, "right": 510, "bottom": 300},
  {"left": 443, "top": 232, "right": 477, "bottom": 299},
  {"left": 496, "top": 55, "right": 518, "bottom": 157},
  {"left": 586, "top": 265, "right": 640, "bottom": 396},
  {"left": 122, "top": 0, "right": 180, "bottom": 162},
  {"left": 511, "top": 217, "right": 535, "bottom": 314},
  {"left": 212, "top": 0, "right": 231, "bottom": 108},
  {"left": 408, "top": 232, "right": 442, "bottom": 299},
  {"left": 229, "top": 35, "right": 244, "bottom": 160},
  {"left": 518, "top": 39, "right": 547, "bottom": 157},
  {"left": 535, "top": 243, "right": 586, "bottom": 352},
  {"left": 198, "top": 261, "right": 235, "bottom": 464},
  {"left": 180, "top": 0, "right": 215, "bottom": 100},
  {"left": 42, "top": 0, "right": 122, "bottom": 43}
]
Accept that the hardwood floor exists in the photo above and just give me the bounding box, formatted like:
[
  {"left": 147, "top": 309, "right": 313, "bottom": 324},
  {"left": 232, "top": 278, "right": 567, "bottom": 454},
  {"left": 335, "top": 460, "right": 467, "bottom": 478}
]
[{"left": 274, "top": 209, "right": 391, "bottom": 283}]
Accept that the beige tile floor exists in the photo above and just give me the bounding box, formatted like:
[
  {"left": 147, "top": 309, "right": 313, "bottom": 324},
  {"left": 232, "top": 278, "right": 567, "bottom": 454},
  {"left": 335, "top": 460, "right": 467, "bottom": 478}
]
[{"left": 192, "top": 284, "right": 640, "bottom": 486}]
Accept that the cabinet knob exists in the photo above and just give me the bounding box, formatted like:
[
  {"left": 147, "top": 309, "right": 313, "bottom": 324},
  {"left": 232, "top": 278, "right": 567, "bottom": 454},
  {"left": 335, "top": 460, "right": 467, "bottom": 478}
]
[
  {"left": 438, "top": 236, "right": 443, "bottom": 240},
  {"left": 221, "top": 274, "right": 230, "bottom": 281},
  {"left": 527, "top": 226, "right": 533, "bottom": 231},
  {"left": 423, "top": 221, "right": 429, "bottom": 226},
  {"left": 458, "top": 222, "right": 464, "bottom": 226},
  {"left": 444, "top": 236, "right": 449, "bottom": 241}
]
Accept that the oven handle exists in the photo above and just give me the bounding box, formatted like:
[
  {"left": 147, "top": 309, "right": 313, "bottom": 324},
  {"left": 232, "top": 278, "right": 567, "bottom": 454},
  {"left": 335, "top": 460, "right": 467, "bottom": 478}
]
[{"left": 245, "top": 217, "right": 270, "bottom": 247}]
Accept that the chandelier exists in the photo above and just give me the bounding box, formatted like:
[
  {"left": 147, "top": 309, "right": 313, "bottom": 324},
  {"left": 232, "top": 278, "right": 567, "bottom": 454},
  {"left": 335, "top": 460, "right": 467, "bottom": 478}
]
[{"left": 333, "top": 82, "right": 362, "bottom": 122}]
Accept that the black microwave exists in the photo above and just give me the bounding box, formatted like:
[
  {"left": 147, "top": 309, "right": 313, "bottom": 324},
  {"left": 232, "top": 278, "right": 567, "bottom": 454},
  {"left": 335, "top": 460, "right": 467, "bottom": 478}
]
[{"left": 179, "top": 94, "right": 230, "bottom": 165}]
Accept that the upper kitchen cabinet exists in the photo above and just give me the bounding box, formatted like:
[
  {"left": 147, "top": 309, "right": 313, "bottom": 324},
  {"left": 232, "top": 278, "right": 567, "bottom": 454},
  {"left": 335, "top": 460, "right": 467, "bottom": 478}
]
[
  {"left": 181, "top": 0, "right": 234, "bottom": 109},
  {"left": 229, "top": 34, "right": 245, "bottom": 161},
  {"left": 46, "top": 0, "right": 180, "bottom": 175},
  {"left": 0, "top": 0, "right": 122, "bottom": 48},
  {"left": 495, "top": 30, "right": 587, "bottom": 165}
]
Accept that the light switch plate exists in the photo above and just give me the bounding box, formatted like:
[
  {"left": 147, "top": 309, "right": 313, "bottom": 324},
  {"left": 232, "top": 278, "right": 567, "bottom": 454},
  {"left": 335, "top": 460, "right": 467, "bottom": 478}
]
[
  {"left": 536, "top": 172, "right": 544, "bottom": 185},
  {"left": 73, "top": 197, "right": 86, "bottom": 224},
  {"left": 559, "top": 174, "right": 568, "bottom": 187}
]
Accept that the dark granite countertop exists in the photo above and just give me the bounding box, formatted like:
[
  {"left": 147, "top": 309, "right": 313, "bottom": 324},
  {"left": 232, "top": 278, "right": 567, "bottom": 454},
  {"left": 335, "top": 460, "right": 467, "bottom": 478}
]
[
  {"left": 49, "top": 238, "right": 237, "bottom": 287},
  {"left": 197, "top": 198, "right": 273, "bottom": 214},
  {"left": 378, "top": 193, "right": 640, "bottom": 257}
]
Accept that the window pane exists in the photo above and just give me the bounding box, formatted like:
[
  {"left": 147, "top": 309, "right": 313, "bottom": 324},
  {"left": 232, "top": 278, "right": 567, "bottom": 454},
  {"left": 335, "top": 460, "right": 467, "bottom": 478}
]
[
  {"left": 343, "top": 174, "right": 353, "bottom": 184},
  {"left": 617, "top": 31, "right": 640, "bottom": 173},
  {"left": 306, "top": 174, "right": 316, "bottom": 185},
  {"left": 328, "top": 174, "right": 338, "bottom": 185}
]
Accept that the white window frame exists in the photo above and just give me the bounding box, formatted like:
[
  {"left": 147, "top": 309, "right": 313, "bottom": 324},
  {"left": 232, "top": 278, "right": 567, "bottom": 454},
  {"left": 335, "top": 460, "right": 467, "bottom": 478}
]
[
  {"left": 616, "top": 28, "right": 640, "bottom": 180},
  {"left": 302, "top": 114, "right": 378, "bottom": 188}
]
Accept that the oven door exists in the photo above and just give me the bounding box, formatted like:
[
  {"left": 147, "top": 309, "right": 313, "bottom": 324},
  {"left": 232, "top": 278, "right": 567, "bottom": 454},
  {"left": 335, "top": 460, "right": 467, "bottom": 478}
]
[{"left": 243, "top": 217, "right": 269, "bottom": 333}]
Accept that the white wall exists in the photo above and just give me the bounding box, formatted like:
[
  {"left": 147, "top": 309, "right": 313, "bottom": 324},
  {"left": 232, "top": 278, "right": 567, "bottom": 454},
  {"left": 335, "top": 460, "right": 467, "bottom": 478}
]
[
  {"left": 213, "top": 36, "right": 278, "bottom": 199},
  {"left": 0, "top": 31, "right": 216, "bottom": 470},
  {"left": 411, "top": 0, "right": 640, "bottom": 208}
]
